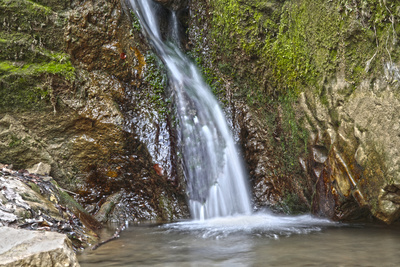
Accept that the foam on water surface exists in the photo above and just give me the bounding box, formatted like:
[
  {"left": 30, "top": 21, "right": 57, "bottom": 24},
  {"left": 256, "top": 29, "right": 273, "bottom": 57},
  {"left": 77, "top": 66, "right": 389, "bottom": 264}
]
[{"left": 164, "top": 212, "right": 335, "bottom": 238}]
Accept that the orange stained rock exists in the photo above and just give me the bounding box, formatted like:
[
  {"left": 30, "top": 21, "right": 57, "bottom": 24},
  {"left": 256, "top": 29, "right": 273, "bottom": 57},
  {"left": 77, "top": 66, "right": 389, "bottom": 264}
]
[
  {"left": 153, "top": 164, "right": 163, "bottom": 176},
  {"left": 106, "top": 170, "right": 119, "bottom": 178},
  {"left": 130, "top": 46, "right": 146, "bottom": 78}
]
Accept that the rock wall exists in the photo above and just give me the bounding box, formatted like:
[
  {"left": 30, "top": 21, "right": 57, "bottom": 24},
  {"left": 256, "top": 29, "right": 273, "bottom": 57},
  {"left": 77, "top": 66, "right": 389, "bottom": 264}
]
[
  {"left": 3, "top": 0, "right": 399, "bottom": 225},
  {"left": 187, "top": 0, "right": 400, "bottom": 223},
  {"left": 0, "top": 0, "right": 188, "bottom": 223}
]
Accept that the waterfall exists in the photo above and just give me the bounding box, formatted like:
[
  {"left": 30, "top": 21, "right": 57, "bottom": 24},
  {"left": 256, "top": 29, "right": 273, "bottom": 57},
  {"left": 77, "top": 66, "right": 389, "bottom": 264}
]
[{"left": 129, "top": 0, "right": 252, "bottom": 220}]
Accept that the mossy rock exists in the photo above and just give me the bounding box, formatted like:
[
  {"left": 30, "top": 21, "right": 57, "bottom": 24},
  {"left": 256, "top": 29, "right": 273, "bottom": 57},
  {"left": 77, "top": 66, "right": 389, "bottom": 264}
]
[{"left": 188, "top": 0, "right": 400, "bottom": 222}]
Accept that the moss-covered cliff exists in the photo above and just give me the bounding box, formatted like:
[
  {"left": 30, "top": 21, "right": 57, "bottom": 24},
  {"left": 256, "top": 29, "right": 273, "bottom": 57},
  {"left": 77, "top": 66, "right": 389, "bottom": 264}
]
[{"left": 188, "top": 0, "right": 400, "bottom": 223}]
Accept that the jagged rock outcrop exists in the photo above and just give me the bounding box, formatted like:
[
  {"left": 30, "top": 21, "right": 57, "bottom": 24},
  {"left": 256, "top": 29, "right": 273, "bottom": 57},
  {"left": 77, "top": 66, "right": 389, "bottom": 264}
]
[
  {"left": 0, "top": 227, "right": 79, "bottom": 267},
  {"left": 300, "top": 72, "right": 400, "bottom": 223},
  {"left": 0, "top": 164, "right": 99, "bottom": 249}
]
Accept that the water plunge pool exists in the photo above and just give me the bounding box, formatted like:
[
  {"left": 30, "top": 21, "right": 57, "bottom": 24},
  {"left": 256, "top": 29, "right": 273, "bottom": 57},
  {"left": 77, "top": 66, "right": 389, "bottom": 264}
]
[{"left": 78, "top": 213, "right": 400, "bottom": 266}]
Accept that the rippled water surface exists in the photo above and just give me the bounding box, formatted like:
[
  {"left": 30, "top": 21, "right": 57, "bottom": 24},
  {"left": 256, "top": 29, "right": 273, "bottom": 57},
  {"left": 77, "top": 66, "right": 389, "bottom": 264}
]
[{"left": 78, "top": 213, "right": 400, "bottom": 266}]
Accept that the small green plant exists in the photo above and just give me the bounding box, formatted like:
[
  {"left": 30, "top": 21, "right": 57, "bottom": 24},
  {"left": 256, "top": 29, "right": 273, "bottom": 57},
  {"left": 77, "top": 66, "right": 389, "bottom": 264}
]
[
  {"left": 131, "top": 11, "right": 141, "bottom": 31},
  {"left": 9, "top": 135, "right": 22, "bottom": 148},
  {"left": 279, "top": 191, "right": 309, "bottom": 214},
  {"left": 143, "top": 52, "right": 169, "bottom": 114}
]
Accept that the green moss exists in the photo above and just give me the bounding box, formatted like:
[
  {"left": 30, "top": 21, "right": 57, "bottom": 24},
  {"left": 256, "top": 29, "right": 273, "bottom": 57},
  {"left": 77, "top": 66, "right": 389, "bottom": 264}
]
[
  {"left": 1, "top": 0, "right": 66, "bottom": 50},
  {"left": 210, "top": 0, "right": 399, "bottom": 96},
  {"left": 8, "top": 135, "right": 23, "bottom": 148},
  {"left": 0, "top": 0, "right": 74, "bottom": 113},
  {"left": 0, "top": 59, "right": 75, "bottom": 112},
  {"left": 144, "top": 52, "right": 165, "bottom": 90},
  {"left": 130, "top": 10, "right": 141, "bottom": 31},
  {"left": 0, "top": 0, "right": 52, "bottom": 31},
  {"left": 0, "top": 60, "right": 74, "bottom": 79},
  {"left": 0, "top": 33, "right": 42, "bottom": 62},
  {"left": 25, "top": 0, "right": 52, "bottom": 14},
  {"left": 28, "top": 181, "right": 42, "bottom": 195},
  {"left": 0, "top": 62, "right": 18, "bottom": 73},
  {"left": 278, "top": 191, "right": 310, "bottom": 214},
  {"left": 0, "top": 77, "right": 50, "bottom": 112},
  {"left": 143, "top": 51, "right": 169, "bottom": 114},
  {"left": 1, "top": 0, "right": 53, "bottom": 16},
  {"left": 187, "top": 51, "right": 225, "bottom": 101},
  {"left": 35, "top": 61, "right": 75, "bottom": 80}
]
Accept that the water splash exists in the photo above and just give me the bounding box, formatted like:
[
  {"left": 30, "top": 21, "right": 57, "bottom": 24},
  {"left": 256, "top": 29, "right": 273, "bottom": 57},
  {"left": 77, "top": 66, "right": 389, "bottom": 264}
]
[
  {"left": 129, "top": 0, "right": 252, "bottom": 219},
  {"left": 164, "top": 212, "right": 335, "bottom": 239}
]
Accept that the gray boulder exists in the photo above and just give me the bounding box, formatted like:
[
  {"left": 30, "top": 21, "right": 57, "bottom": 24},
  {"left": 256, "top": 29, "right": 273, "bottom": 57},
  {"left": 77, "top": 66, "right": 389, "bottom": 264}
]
[{"left": 0, "top": 227, "right": 79, "bottom": 267}]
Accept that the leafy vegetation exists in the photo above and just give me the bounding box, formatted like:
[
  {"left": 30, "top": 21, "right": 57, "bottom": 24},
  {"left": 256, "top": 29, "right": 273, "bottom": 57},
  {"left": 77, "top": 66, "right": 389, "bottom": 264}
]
[{"left": 130, "top": 10, "right": 141, "bottom": 31}]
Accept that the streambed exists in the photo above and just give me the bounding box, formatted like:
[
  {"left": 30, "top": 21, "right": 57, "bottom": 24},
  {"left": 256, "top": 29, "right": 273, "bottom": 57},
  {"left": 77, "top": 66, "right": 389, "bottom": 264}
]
[{"left": 78, "top": 213, "right": 400, "bottom": 266}]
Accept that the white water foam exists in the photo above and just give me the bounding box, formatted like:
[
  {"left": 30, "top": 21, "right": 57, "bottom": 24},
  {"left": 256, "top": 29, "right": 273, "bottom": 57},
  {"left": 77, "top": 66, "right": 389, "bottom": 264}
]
[{"left": 164, "top": 211, "right": 335, "bottom": 238}]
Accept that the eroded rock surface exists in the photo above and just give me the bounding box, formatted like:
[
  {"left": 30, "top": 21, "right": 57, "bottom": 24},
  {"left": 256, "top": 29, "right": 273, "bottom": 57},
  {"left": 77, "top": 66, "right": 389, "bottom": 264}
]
[
  {"left": 301, "top": 73, "right": 400, "bottom": 223},
  {"left": 0, "top": 227, "right": 79, "bottom": 267},
  {"left": 187, "top": 0, "right": 400, "bottom": 223}
]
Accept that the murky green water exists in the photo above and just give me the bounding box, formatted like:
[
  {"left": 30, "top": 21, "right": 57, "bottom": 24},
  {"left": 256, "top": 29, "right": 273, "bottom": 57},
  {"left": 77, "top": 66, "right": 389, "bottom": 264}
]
[{"left": 78, "top": 214, "right": 400, "bottom": 267}]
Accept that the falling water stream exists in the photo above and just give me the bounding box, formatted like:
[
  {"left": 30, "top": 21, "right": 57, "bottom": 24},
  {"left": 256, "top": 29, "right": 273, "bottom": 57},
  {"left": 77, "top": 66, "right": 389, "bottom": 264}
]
[
  {"left": 129, "top": 0, "right": 251, "bottom": 220},
  {"left": 78, "top": 1, "right": 400, "bottom": 265}
]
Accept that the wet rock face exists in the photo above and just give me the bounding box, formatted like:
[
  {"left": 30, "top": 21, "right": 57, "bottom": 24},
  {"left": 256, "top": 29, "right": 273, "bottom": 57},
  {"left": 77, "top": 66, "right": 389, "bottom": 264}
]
[
  {"left": 232, "top": 103, "right": 311, "bottom": 213},
  {"left": 66, "top": 0, "right": 136, "bottom": 82},
  {"left": 63, "top": 0, "right": 188, "bottom": 222},
  {"left": 1, "top": 0, "right": 189, "bottom": 224}
]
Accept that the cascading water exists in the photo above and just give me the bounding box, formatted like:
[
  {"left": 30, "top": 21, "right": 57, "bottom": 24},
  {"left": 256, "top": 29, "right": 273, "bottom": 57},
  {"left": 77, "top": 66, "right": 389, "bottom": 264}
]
[
  {"left": 129, "top": 0, "right": 252, "bottom": 220},
  {"left": 77, "top": 4, "right": 341, "bottom": 265}
]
